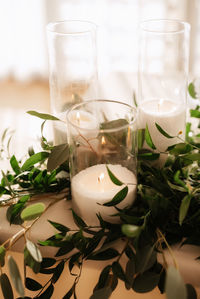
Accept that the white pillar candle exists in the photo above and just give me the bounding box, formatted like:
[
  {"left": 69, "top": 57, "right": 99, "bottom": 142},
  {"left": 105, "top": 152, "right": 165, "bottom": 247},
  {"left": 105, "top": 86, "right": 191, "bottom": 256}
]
[
  {"left": 139, "top": 99, "right": 186, "bottom": 152},
  {"left": 71, "top": 164, "right": 137, "bottom": 225}
]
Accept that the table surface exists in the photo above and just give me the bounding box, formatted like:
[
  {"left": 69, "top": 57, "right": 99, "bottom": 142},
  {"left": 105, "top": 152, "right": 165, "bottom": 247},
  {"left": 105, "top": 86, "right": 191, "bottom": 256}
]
[{"left": 0, "top": 195, "right": 200, "bottom": 298}]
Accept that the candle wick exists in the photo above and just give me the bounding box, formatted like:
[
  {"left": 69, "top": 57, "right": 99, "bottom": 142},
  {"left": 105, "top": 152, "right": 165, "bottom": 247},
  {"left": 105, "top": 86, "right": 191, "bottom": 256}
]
[{"left": 98, "top": 173, "right": 104, "bottom": 183}]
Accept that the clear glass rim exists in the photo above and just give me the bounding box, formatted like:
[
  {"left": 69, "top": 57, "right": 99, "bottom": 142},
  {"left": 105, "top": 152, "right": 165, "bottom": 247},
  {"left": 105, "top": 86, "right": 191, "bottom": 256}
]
[
  {"left": 66, "top": 99, "right": 138, "bottom": 133},
  {"left": 46, "top": 20, "right": 97, "bottom": 36},
  {"left": 140, "top": 19, "right": 190, "bottom": 34}
]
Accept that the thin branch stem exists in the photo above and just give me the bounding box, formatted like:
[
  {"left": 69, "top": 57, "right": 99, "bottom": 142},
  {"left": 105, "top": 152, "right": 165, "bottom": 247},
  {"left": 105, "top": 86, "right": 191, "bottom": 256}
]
[
  {"left": 156, "top": 228, "right": 179, "bottom": 270},
  {"left": 116, "top": 238, "right": 129, "bottom": 263},
  {"left": 77, "top": 131, "right": 98, "bottom": 155}
]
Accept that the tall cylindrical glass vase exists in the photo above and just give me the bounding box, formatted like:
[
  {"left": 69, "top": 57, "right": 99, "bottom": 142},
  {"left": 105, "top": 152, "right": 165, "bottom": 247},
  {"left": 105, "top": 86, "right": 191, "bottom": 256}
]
[
  {"left": 138, "top": 19, "right": 190, "bottom": 163},
  {"left": 46, "top": 20, "right": 97, "bottom": 145}
]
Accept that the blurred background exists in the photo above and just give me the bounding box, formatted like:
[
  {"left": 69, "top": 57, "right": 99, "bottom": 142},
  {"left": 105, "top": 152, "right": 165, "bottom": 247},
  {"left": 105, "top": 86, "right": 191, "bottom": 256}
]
[{"left": 0, "top": 0, "right": 199, "bottom": 159}]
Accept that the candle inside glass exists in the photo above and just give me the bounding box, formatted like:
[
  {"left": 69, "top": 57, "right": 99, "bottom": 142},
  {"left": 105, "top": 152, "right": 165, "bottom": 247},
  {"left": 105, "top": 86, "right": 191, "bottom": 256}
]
[
  {"left": 71, "top": 164, "right": 137, "bottom": 225},
  {"left": 139, "top": 99, "right": 186, "bottom": 152},
  {"left": 68, "top": 109, "right": 99, "bottom": 143}
]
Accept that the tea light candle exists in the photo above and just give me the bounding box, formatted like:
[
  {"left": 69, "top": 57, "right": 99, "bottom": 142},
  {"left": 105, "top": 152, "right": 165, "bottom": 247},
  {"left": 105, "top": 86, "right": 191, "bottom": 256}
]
[
  {"left": 53, "top": 110, "right": 98, "bottom": 145},
  {"left": 69, "top": 110, "right": 97, "bottom": 129},
  {"left": 71, "top": 164, "right": 137, "bottom": 225},
  {"left": 139, "top": 99, "right": 186, "bottom": 151},
  {"left": 68, "top": 109, "right": 98, "bottom": 141}
]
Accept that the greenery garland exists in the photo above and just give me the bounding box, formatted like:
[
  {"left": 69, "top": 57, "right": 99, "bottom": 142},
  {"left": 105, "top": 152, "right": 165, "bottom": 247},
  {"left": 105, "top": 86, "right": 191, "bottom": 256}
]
[{"left": 0, "top": 82, "right": 199, "bottom": 299}]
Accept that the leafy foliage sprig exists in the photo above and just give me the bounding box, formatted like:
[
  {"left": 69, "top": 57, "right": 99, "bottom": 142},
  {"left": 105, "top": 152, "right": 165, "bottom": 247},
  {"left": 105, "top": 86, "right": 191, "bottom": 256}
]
[{"left": 0, "top": 83, "right": 200, "bottom": 299}]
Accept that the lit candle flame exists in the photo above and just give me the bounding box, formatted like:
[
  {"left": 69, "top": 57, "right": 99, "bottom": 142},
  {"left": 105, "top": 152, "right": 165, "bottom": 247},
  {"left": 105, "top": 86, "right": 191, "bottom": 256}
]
[
  {"left": 98, "top": 173, "right": 104, "bottom": 183},
  {"left": 76, "top": 111, "right": 80, "bottom": 125},
  {"left": 101, "top": 135, "right": 106, "bottom": 145}
]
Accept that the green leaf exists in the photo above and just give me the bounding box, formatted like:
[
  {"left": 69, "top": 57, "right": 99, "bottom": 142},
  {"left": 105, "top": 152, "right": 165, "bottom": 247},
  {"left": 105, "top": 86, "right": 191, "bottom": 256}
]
[
  {"left": 190, "top": 109, "right": 200, "bottom": 118},
  {"left": 132, "top": 271, "right": 160, "bottom": 293},
  {"left": 145, "top": 124, "right": 156, "bottom": 150},
  {"left": 102, "top": 186, "right": 128, "bottom": 207},
  {"left": 38, "top": 238, "right": 67, "bottom": 247},
  {"left": 21, "top": 152, "right": 49, "bottom": 171},
  {"left": 106, "top": 166, "right": 123, "bottom": 186},
  {"left": 1, "top": 171, "right": 14, "bottom": 195},
  {"left": 25, "top": 277, "right": 42, "bottom": 291},
  {"left": 55, "top": 242, "right": 74, "bottom": 257},
  {"left": 107, "top": 274, "right": 118, "bottom": 292},
  {"left": 167, "top": 180, "right": 187, "bottom": 193},
  {"left": 0, "top": 246, "right": 6, "bottom": 267},
  {"left": 90, "top": 286, "right": 112, "bottom": 299},
  {"left": 83, "top": 232, "right": 104, "bottom": 257},
  {"left": 28, "top": 146, "right": 35, "bottom": 156},
  {"left": 155, "top": 123, "right": 175, "bottom": 139},
  {"left": 179, "top": 194, "right": 192, "bottom": 226},
  {"left": 188, "top": 82, "right": 197, "bottom": 99},
  {"left": 41, "top": 257, "right": 57, "bottom": 269},
  {"left": 112, "top": 261, "right": 127, "bottom": 282},
  {"left": 138, "top": 152, "right": 160, "bottom": 161},
  {"left": 165, "top": 266, "right": 187, "bottom": 299},
  {"left": 185, "top": 122, "right": 192, "bottom": 140},
  {"left": 51, "top": 261, "right": 65, "bottom": 284},
  {"left": 24, "top": 247, "right": 41, "bottom": 274},
  {"left": 26, "top": 239, "right": 42, "bottom": 262},
  {"left": 174, "top": 170, "right": 188, "bottom": 191},
  {"left": 158, "top": 268, "right": 166, "bottom": 294},
  {"left": 125, "top": 245, "right": 135, "bottom": 260},
  {"left": 47, "top": 143, "right": 69, "bottom": 172},
  {"left": 48, "top": 220, "right": 70, "bottom": 233},
  {"left": 121, "top": 224, "right": 141, "bottom": 238},
  {"left": 7, "top": 195, "right": 30, "bottom": 225},
  {"left": 8, "top": 255, "right": 24, "bottom": 297},
  {"left": 0, "top": 273, "right": 14, "bottom": 299},
  {"left": 135, "top": 245, "right": 157, "bottom": 274},
  {"left": 68, "top": 252, "right": 81, "bottom": 273},
  {"left": 125, "top": 259, "right": 135, "bottom": 289},
  {"left": 10, "top": 155, "right": 21, "bottom": 174},
  {"left": 186, "top": 284, "right": 197, "bottom": 299},
  {"left": 169, "top": 143, "right": 192, "bottom": 155},
  {"left": 39, "top": 268, "right": 56, "bottom": 275},
  {"left": 71, "top": 209, "right": 87, "bottom": 228},
  {"left": 87, "top": 248, "right": 119, "bottom": 261},
  {"left": 133, "top": 91, "right": 138, "bottom": 107},
  {"left": 21, "top": 202, "right": 45, "bottom": 221},
  {"left": 93, "top": 265, "right": 111, "bottom": 291},
  {"left": 27, "top": 110, "right": 60, "bottom": 121},
  {"left": 37, "top": 283, "right": 54, "bottom": 298},
  {"left": 0, "top": 185, "right": 10, "bottom": 196},
  {"left": 183, "top": 153, "right": 200, "bottom": 161}
]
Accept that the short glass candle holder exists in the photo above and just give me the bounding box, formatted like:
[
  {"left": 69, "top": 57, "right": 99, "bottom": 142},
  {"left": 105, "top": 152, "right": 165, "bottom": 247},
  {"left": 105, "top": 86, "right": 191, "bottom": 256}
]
[{"left": 66, "top": 100, "right": 138, "bottom": 225}]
